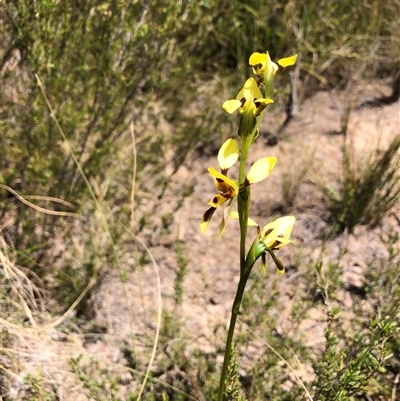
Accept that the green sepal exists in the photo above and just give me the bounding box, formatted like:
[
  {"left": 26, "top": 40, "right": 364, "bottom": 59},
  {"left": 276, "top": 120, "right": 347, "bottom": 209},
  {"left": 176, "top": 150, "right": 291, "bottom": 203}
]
[
  {"left": 238, "top": 109, "right": 256, "bottom": 143},
  {"left": 255, "top": 242, "right": 267, "bottom": 259},
  {"left": 238, "top": 187, "right": 250, "bottom": 239},
  {"left": 244, "top": 238, "right": 266, "bottom": 275},
  {"left": 263, "top": 56, "right": 275, "bottom": 99}
]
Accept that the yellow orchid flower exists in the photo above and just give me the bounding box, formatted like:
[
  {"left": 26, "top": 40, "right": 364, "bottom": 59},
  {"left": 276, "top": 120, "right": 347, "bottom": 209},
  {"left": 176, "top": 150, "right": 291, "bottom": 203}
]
[
  {"left": 230, "top": 213, "right": 295, "bottom": 248},
  {"left": 200, "top": 170, "right": 238, "bottom": 236},
  {"left": 249, "top": 52, "right": 297, "bottom": 77},
  {"left": 200, "top": 139, "right": 240, "bottom": 236},
  {"left": 260, "top": 216, "right": 295, "bottom": 250},
  {"left": 230, "top": 213, "right": 295, "bottom": 274},
  {"left": 207, "top": 168, "right": 239, "bottom": 201},
  {"left": 260, "top": 216, "right": 295, "bottom": 274},
  {"left": 222, "top": 77, "right": 274, "bottom": 116},
  {"left": 201, "top": 147, "right": 278, "bottom": 238}
]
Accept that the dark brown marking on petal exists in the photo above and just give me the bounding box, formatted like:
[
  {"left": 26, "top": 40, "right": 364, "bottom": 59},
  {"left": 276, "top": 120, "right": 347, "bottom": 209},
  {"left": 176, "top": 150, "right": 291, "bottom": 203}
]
[
  {"left": 202, "top": 206, "right": 216, "bottom": 222},
  {"left": 263, "top": 228, "right": 274, "bottom": 237},
  {"left": 271, "top": 239, "right": 284, "bottom": 250},
  {"left": 216, "top": 178, "right": 224, "bottom": 183},
  {"left": 212, "top": 196, "right": 219, "bottom": 204},
  {"left": 275, "top": 257, "right": 285, "bottom": 272},
  {"left": 254, "top": 101, "right": 269, "bottom": 117},
  {"left": 240, "top": 97, "right": 246, "bottom": 107}
]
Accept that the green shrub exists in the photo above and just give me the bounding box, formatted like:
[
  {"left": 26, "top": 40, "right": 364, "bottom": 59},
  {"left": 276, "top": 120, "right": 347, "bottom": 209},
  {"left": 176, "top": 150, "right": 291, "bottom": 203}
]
[{"left": 324, "top": 134, "right": 400, "bottom": 233}]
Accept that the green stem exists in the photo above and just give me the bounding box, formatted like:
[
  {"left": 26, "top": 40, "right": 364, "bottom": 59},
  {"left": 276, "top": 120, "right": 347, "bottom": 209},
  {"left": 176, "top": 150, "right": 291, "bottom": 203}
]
[
  {"left": 217, "top": 99, "right": 269, "bottom": 399},
  {"left": 216, "top": 240, "right": 265, "bottom": 400},
  {"left": 238, "top": 138, "right": 250, "bottom": 183},
  {"left": 217, "top": 117, "right": 263, "bottom": 399},
  {"left": 217, "top": 266, "right": 252, "bottom": 401},
  {"left": 217, "top": 108, "right": 264, "bottom": 399},
  {"left": 238, "top": 140, "right": 250, "bottom": 276}
]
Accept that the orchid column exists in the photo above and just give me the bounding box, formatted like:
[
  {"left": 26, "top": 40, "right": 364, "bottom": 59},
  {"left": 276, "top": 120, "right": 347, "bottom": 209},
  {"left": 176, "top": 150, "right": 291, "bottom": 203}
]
[{"left": 200, "top": 51, "right": 297, "bottom": 400}]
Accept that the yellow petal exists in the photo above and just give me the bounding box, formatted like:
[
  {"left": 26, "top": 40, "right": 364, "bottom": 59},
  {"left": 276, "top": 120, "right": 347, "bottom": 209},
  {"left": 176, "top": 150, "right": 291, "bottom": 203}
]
[
  {"left": 249, "top": 52, "right": 267, "bottom": 75},
  {"left": 254, "top": 98, "right": 274, "bottom": 107},
  {"left": 200, "top": 220, "right": 209, "bottom": 234},
  {"left": 207, "top": 193, "right": 229, "bottom": 207},
  {"left": 217, "top": 198, "right": 234, "bottom": 240},
  {"left": 277, "top": 55, "right": 297, "bottom": 68},
  {"left": 261, "top": 216, "right": 295, "bottom": 249},
  {"left": 200, "top": 206, "right": 217, "bottom": 234},
  {"left": 223, "top": 99, "right": 242, "bottom": 114},
  {"left": 249, "top": 52, "right": 279, "bottom": 76},
  {"left": 249, "top": 52, "right": 267, "bottom": 66},
  {"left": 230, "top": 211, "right": 239, "bottom": 219},
  {"left": 229, "top": 211, "right": 258, "bottom": 227},
  {"left": 208, "top": 167, "right": 239, "bottom": 195},
  {"left": 261, "top": 216, "right": 295, "bottom": 239},
  {"left": 237, "top": 77, "right": 263, "bottom": 103},
  {"left": 250, "top": 52, "right": 295, "bottom": 77},
  {"left": 246, "top": 157, "right": 277, "bottom": 184},
  {"left": 254, "top": 98, "right": 274, "bottom": 116},
  {"left": 218, "top": 138, "right": 239, "bottom": 170}
]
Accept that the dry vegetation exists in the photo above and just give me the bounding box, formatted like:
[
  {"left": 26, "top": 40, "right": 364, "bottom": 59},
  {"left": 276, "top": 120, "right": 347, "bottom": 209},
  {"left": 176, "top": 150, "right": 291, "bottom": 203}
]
[{"left": 1, "top": 1, "right": 400, "bottom": 400}]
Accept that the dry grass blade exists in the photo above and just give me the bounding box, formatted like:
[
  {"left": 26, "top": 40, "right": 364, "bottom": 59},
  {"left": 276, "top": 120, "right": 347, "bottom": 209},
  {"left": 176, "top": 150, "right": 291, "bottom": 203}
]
[
  {"left": 0, "top": 184, "right": 83, "bottom": 219},
  {"left": 130, "top": 121, "right": 137, "bottom": 236},
  {"left": 41, "top": 279, "right": 96, "bottom": 331},
  {"left": 134, "top": 235, "right": 163, "bottom": 400}
]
